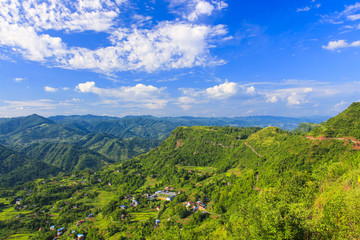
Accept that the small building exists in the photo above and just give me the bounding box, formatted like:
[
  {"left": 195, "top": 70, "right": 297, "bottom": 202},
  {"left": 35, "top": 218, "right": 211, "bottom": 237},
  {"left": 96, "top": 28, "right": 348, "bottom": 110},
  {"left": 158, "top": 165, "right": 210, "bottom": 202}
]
[
  {"left": 155, "top": 219, "right": 161, "bottom": 225},
  {"left": 120, "top": 205, "right": 127, "bottom": 209},
  {"left": 76, "top": 220, "right": 85, "bottom": 226},
  {"left": 131, "top": 200, "right": 139, "bottom": 206},
  {"left": 15, "top": 198, "right": 22, "bottom": 205},
  {"left": 50, "top": 225, "right": 55, "bottom": 231},
  {"left": 77, "top": 234, "right": 84, "bottom": 240},
  {"left": 156, "top": 206, "right": 160, "bottom": 211}
]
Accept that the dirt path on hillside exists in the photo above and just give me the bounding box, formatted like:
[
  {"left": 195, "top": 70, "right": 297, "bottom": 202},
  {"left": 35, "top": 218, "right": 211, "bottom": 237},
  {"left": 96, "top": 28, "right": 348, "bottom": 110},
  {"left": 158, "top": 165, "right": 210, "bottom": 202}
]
[
  {"left": 306, "top": 136, "right": 360, "bottom": 149},
  {"left": 245, "top": 142, "right": 263, "bottom": 157}
]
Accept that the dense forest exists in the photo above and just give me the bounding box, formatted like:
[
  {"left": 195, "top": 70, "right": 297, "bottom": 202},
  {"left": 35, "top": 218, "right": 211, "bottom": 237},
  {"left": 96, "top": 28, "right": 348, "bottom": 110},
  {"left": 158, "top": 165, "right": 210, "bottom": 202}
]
[{"left": 2, "top": 105, "right": 359, "bottom": 239}]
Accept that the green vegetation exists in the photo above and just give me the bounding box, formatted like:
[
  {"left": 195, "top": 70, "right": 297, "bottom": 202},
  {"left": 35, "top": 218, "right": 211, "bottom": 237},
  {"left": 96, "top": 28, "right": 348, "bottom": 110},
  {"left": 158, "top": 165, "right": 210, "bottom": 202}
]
[
  {"left": 293, "top": 122, "right": 320, "bottom": 134},
  {"left": 310, "top": 102, "right": 360, "bottom": 138},
  {"left": 5, "top": 107, "right": 360, "bottom": 239}
]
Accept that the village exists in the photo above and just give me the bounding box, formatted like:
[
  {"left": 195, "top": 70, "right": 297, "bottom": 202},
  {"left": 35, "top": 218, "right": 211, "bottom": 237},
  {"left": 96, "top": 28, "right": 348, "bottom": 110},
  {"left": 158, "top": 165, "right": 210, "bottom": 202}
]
[{"left": 9, "top": 182, "right": 210, "bottom": 239}]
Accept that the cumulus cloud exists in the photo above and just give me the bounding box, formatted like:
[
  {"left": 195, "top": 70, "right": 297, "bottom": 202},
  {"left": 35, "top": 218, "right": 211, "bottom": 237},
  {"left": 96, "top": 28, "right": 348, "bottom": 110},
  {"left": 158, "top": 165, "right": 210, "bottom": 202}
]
[
  {"left": 169, "top": 0, "right": 228, "bottom": 21},
  {"left": 0, "top": 0, "right": 125, "bottom": 32},
  {"left": 76, "top": 81, "right": 168, "bottom": 109},
  {"left": 176, "top": 80, "right": 239, "bottom": 110},
  {"left": 206, "top": 81, "right": 238, "bottom": 99},
  {"left": 246, "top": 86, "right": 256, "bottom": 95},
  {"left": 265, "top": 87, "right": 313, "bottom": 105},
  {"left": 322, "top": 40, "right": 360, "bottom": 50},
  {"left": 44, "top": 86, "right": 58, "bottom": 92},
  {"left": 0, "top": 0, "right": 230, "bottom": 73},
  {"left": 67, "top": 22, "right": 228, "bottom": 72}
]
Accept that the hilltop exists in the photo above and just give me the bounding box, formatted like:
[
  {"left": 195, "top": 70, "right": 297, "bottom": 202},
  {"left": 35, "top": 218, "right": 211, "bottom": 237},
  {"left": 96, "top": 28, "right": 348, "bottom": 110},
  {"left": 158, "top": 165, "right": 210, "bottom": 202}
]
[{"left": 310, "top": 102, "right": 360, "bottom": 139}]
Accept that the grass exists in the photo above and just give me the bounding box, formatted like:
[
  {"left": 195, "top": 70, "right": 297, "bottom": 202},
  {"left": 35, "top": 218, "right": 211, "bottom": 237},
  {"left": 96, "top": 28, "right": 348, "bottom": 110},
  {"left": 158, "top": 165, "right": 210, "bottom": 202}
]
[
  {"left": 226, "top": 168, "right": 242, "bottom": 176},
  {"left": 131, "top": 211, "right": 156, "bottom": 221},
  {"left": 6, "top": 234, "right": 33, "bottom": 240},
  {"left": 92, "top": 190, "right": 116, "bottom": 208},
  {"left": 0, "top": 205, "right": 32, "bottom": 221},
  {"left": 177, "top": 165, "right": 217, "bottom": 174}
]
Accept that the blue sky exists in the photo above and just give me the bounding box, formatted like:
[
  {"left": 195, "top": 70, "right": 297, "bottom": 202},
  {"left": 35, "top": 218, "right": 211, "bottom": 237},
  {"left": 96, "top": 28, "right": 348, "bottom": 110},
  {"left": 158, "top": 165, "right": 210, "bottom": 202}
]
[{"left": 0, "top": 0, "right": 360, "bottom": 118}]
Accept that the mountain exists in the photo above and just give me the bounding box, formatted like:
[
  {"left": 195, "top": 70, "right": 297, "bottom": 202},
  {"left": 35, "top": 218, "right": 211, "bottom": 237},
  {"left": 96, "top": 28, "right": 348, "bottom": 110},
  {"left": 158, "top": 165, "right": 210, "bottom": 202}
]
[
  {"left": 309, "top": 102, "right": 360, "bottom": 139},
  {"left": 50, "top": 114, "right": 329, "bottom": 140},
  {"left": 19, "top": 142, "right": 115, "bottom": 172},
  {"left": 292, "top": 122, "right": 320, "bottom": 133},
  {"left": 0, "top": 144, "right": 60, "bottom": 186},
  {"left": 76, "top": 133, "right": 161, "bottom": 162},
  {"left": 0, "top": 114, "right": 87, "bottom": 147}
]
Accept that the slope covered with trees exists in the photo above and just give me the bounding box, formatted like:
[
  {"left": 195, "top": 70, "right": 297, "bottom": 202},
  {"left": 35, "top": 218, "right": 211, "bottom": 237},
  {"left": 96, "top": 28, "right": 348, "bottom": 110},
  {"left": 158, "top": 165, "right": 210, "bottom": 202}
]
[{"left": 310, "top": 102, "right": 360, "bottom": 138}]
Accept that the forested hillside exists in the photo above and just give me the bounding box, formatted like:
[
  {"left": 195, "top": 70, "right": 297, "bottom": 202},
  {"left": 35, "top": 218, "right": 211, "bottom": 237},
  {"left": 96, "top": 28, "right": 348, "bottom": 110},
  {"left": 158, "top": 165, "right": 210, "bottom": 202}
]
[
  {"left": 0, "top": 104, "right": 358, "bottom": 239},
  {"left": 310, "top": 102, "right": 360, "bottom": 138}
]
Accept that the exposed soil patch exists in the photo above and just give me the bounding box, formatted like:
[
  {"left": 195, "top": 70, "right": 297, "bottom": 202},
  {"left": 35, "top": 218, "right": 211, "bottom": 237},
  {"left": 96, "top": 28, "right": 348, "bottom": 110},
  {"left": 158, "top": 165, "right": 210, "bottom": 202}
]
[
  {"left": 306, "top": 136, "right": 360, "bottom": 150},
  {"left": 175, "top": 139, "right": 183, "bottom": 149}
]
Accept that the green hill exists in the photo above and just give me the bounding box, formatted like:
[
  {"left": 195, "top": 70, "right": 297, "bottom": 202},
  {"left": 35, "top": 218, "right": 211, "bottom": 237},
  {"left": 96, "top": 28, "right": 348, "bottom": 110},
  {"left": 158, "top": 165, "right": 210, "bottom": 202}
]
[
  {"left": 0, "top": 144, "right": 60, "bottom": 186},
  {"left": 310, "top": 102, "right": 360, "bottom": 138},
  {"left": 0, "top": 114, "right": 87, "bottom": 147},
  {"left": 77, "top": 133, "right": 161, "bottom": 162},
  {"left": 19, "top": 142, "right": 114, "bottom": 172}
]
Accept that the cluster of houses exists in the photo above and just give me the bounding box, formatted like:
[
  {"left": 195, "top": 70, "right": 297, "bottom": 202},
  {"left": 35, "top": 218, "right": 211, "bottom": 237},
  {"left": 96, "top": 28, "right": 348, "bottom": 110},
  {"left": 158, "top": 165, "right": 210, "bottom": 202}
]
[
  {"left": 149, "top": 186, "right": 178, "bottom": 201},
  {"left": 183, "top": 200, "right": 207, "bottom": 212},
  {"left": 49, "top": 213, "right": 93, "bottom": 239},
  {"left": 121, "top": 195, "right": 140, "bottom": 209},
  {"left": 50, "top": 225, "right": 85, "bottom": 239}
]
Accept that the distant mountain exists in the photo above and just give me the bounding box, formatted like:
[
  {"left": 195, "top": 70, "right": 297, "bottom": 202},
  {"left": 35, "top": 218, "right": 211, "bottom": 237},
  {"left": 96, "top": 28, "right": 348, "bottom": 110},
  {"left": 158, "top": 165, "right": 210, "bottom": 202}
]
[
  {"left": 50, "top": 114, "right": 329, "bottom": 140},
  {"left": 293, "top": 122, "right": 320, "bottom": 134},
  {"left": 0, "top": 114, "right": 87, "bottom": 147},
  {"left": 310, "top": 102, "right": 360, "bottom": 138}
]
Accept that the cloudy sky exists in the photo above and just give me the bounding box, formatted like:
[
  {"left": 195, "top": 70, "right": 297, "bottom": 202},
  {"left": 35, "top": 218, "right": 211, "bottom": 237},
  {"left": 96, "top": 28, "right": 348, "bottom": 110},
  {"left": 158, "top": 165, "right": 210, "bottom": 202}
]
[{"left": 0, "top": 0, "right": 359, "bottom": 118}]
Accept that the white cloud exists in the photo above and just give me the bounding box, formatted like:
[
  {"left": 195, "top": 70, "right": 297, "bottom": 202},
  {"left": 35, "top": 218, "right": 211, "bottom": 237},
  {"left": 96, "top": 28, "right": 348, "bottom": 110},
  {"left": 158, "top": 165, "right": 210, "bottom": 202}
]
[
  {"left": 246, "top": 86, "right": 256, "bottom": 95},
  {"left": 14, "top": 77, "right": 25, "bottom": 82},
  {"left": 188, "top": 1, "right": 215, "bottom": 21},
  {"left": 67, "top": 22, "right": 228, "bottom": 72},
  {"left": 2, "top": 99, "right": 56, "bottom": 110},
  {"left": 0, "top": 0, "right": 229, "bottom": 73},
  {"left": 348, "top": 14, "right": 360, "bottom": 21},
  {"left": 206, "top": 81, "right": 238, "bottom": 99},
  {"left": 333, "top": 100, "right": 348, "bottom": 112},
  {"left": 176, "top": 96, "right": 197, "bottom": 110},
  {"left": 265, "top": 87, "right": 313, "bottom": 105},
  {"left": 322, "top": 40, "right": 360, "bottom": 50},
  {"left": 297, "top": 6, "right": 311, "bottom": 12},
  {"left": 44, "top": 86, "right": 58, "bottom": 92},
  {"left": 0, "top": 0, "right": 125, "bottom": 32},
  {"left": 170, "top": 0, "right": 228, "bottom": 22},
  {"left": 325, "top": 3, "right": 360, "bottom": 25},
  {"left": 76, "top": 81, "right": 168, "bottom": 109}
]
